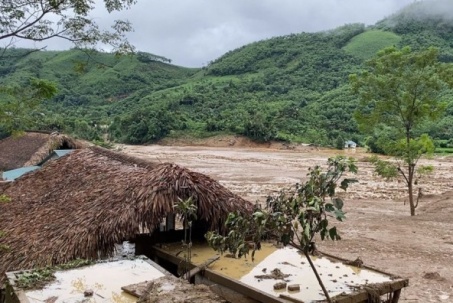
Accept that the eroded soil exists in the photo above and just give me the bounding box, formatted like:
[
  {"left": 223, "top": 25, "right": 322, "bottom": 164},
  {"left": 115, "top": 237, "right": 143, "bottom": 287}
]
[{"left": 120, "top": 138, "right": 453, "bottom": 303}]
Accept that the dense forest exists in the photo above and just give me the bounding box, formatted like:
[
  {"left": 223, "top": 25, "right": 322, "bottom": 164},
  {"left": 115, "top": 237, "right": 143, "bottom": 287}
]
[{"left": 1, "top": 0, "right": 453, "bottom": 149}]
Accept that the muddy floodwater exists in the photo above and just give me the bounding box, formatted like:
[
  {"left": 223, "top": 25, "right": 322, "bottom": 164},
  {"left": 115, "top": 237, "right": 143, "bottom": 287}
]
[
  {"left": 163, "top": 242, "right": 277, "bottom": 279},
  {"left": 163, "top": 243, "right": 393, "bottom": 302},
  {"left": 240, "top": 247, "right": 391, "bottom": 302},
  {"left": 121, "top": 141, "right": 453, "bottom": 302}
]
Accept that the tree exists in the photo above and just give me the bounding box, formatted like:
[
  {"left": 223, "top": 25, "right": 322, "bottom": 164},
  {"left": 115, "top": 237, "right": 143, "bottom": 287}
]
[
  {"left": 174, "top": 197, "right": 197, "bottom": 279},
  {"left": 206, "top": 156, "right": 357, "bottom": 302},
  {"left": 0, "top": 0, "right": 136, "bottom": 54},
  {"left": 0, "top": 1, "right": 139, "bottom": 136},
  {"left": 350, "top": 46, "right": 453, "bottom": 216},
  {"left": 0, "top": 78, "right": 57, "bottom": 134},
  {"left": 335, "top": 135, "right": 344, "bottom": 150}
]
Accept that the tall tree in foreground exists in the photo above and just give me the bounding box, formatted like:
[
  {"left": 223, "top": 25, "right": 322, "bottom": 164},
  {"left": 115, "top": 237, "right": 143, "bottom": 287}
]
[
  {"left": 350, "top": 46, "right": 453, "bottom": 216},
  {"left": 0, "top": 0, "right": 136, "bottom": 54}
]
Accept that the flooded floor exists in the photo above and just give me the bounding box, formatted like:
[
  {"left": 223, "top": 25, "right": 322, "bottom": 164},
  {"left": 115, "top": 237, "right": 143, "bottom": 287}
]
[
  {"left": 121, "top": 142, "right": 453, "bottom": 302},
  {"left": 25, "top": 259, "right": 166, "bottom": 303},
  {"left": 240, "top": 247, "right": 392, "bottom": 302},
  {"left": 163, "top": 242, "right": 277, "bottom": 279},
  {"left": 162, "top": 243, "right": 394, "bottom": 302}
]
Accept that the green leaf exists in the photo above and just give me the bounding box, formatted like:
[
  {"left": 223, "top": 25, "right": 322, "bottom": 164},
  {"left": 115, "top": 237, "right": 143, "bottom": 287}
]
[
  {"left": 333, "top": 198, "right": 344, "bottom": 210},
  {"left": 329, "top": 227, "right": 338, "bottom": 240},
  {"left": 327, "top": 183, "right": 336, "bottom": 197},
  {"left": 304, "top": 225, "right": 311, "bottom": 240},
  {"left": 280, "top": 233, "right": 291, "bottom": 246},
  {"left": 340, "top": 178, "right": 358, "bottom": 191},
  {"left": 325, "top": 203, "right": 334, "bottom": 212},
  {"left": 253, "top": 211, "right": 264, "bottom": 218},
  {"left": 320, "top": 228, "right": 327, "bottom": 241},
  {"left": 334, "top": 209, "right": 346, "bottom": 221}
]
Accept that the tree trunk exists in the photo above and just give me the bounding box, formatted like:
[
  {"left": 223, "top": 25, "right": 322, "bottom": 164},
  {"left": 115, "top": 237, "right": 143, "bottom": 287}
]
[
  {"left": 408, "top": 174, "right": 415, "bottom": 216},
  {"left": 303, "top": 250, "right": 332, "bottom": 303},
  {"left": 407, "top": 158, "right": 416, "bottom": 216},
  {"left": 406, "top": 129, "right": 416, "bottom": 216}
]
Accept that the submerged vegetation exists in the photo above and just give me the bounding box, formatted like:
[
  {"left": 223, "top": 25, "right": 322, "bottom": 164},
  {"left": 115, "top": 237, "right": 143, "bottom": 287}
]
[{"left": 14, "top": 259, "right": 93, "bottom": 290}]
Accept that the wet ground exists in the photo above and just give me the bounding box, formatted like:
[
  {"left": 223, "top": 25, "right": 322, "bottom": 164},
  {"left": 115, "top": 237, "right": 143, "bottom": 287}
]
[
  {"left": 120, "top": 139, "right": 453, "bottom": 303},
  {"left": 24, "top": 259, "right": 165, "bottom": 303}
]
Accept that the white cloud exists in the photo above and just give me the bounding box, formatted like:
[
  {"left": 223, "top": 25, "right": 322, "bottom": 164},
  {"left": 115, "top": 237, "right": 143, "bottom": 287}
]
[{"left": 5, "top": 0, "right": 416, "bottom": 67}]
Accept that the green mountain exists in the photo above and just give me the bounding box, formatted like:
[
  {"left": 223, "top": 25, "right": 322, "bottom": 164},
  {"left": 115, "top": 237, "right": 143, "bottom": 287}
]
[{"left": 1, "top": 0, "right": 453, "bottom": 146}]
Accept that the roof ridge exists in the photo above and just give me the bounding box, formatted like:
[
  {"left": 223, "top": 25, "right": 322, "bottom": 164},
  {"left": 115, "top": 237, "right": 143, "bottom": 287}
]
[{"left": 87, "top": 146, "right": 158, "bottom": 169}]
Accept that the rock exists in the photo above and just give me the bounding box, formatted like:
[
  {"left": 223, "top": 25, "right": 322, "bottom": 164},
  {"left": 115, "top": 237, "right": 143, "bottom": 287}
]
[
  {"left": 288, "top": 284, "right": 300, "bottom": 291},
  {"left": 344, "top": 257, "right": 363, "bottom": 268},
  {"left": 273, "top": 282, "right": 287, "bottom": 290},
  {"left": 84, "top": 289, "right": 94, "bottom": 297}
]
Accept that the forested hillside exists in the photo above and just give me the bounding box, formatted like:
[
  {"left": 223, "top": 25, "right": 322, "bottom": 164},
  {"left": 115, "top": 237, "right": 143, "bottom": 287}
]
[{"left": 1, "top": 0, "right": 453, "bottom": 147}]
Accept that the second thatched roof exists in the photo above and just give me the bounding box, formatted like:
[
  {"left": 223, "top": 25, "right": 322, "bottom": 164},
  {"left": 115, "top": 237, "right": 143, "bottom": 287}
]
[
  {"left": 0, "top": 131, "right": 85, "bottom": 171},
  {"left": 0, "top": 147, "right": 252, "bottom": 279}
]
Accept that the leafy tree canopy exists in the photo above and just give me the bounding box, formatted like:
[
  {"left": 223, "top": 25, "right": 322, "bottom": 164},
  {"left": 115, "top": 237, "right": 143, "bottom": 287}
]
[
  {"left": 350, "top": 46, "right": 453, "bottom": 215},
  {"left": 0, "top": 78, "right": 57, "bottom": 134},
  {"left": 351, "top": 46, "right": 452, "bottom": 136}
]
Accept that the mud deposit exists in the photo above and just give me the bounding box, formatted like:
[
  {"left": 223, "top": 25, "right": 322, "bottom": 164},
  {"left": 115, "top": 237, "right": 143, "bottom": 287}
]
[
  {"left": 121, "top": 141, "right": 453, "bottom": 302},
  {"left": 25, "top": 259, "right": 165, "bottom": 303}
]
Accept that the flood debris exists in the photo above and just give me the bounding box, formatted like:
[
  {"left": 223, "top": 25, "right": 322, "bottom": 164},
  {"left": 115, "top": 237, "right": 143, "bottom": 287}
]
[
  {"left": 136, "top": 276, "right": 227, "bottom": 303},
  {"left": 288, "top": 284, "right": 301, "bottom": 292},
  {"left": 273, "top": 282, "right": 287, "bottom": 290},
  {"left": 254, "top": 268, "right": 291, "bottom": 280},
  {"left": 280, "top": 261, "right": 297, "bottom": 267},
  {"left": 121, "top": 281, "right": 151, "bottom": 298},
  {"left": 43, "top": 296, "right": 58, "bottom": 303},
  {"left": 344, "top": 257, "right": 364, "bottom": 268}
]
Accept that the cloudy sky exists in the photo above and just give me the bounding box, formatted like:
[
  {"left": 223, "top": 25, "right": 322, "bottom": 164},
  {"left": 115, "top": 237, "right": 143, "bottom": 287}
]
[{"left": 12, "top": 0, "right": 416, "bottom": 67}]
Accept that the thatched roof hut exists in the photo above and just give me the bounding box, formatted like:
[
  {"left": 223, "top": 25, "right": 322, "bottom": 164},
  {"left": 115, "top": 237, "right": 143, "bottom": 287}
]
[
  {"left": 0, "top": 147, "right": 252, "bottom": 281},
  {"left": 0, "top": 131, "right": 85, "bottom": 171}
]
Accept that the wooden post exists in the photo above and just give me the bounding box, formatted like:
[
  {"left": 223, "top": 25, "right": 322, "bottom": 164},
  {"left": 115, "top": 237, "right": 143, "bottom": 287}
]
[
  {"left": 391, "top": 289, "right": 401, "bottom": 303},
  {"left": 185, "top": 256, "right": 220, "bottom": 279}
]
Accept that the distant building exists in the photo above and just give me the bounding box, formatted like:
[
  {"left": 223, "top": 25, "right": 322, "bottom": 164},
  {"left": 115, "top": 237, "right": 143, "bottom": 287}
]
[{"left": 345, "top": 140, "right": 357, "bottom": 149}]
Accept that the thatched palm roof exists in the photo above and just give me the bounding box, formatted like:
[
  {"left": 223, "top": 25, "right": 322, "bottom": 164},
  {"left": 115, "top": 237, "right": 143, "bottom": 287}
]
[
  {"left": 0, "top": 147, "right": 252, "bottom": 280},
  {"left": 0, "top": 131, "right": 85, "bottom": 171}
]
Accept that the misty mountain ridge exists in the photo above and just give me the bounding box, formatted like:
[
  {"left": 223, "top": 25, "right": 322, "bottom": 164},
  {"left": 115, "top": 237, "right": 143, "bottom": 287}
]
[
  {"left": 385, "top": 0, "right": 453, "bottom": 23},
  {"left": 1, "top": 0, "right": 453, "bottom": 146}
]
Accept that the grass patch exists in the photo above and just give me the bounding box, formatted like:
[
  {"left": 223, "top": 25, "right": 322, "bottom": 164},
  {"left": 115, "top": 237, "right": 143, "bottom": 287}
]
[
  {"left": 343, "top": 30, "right": 401, "bottom": 60},
  {"left": 435, "top": 147, "right": 453, "bottom": 154}
]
